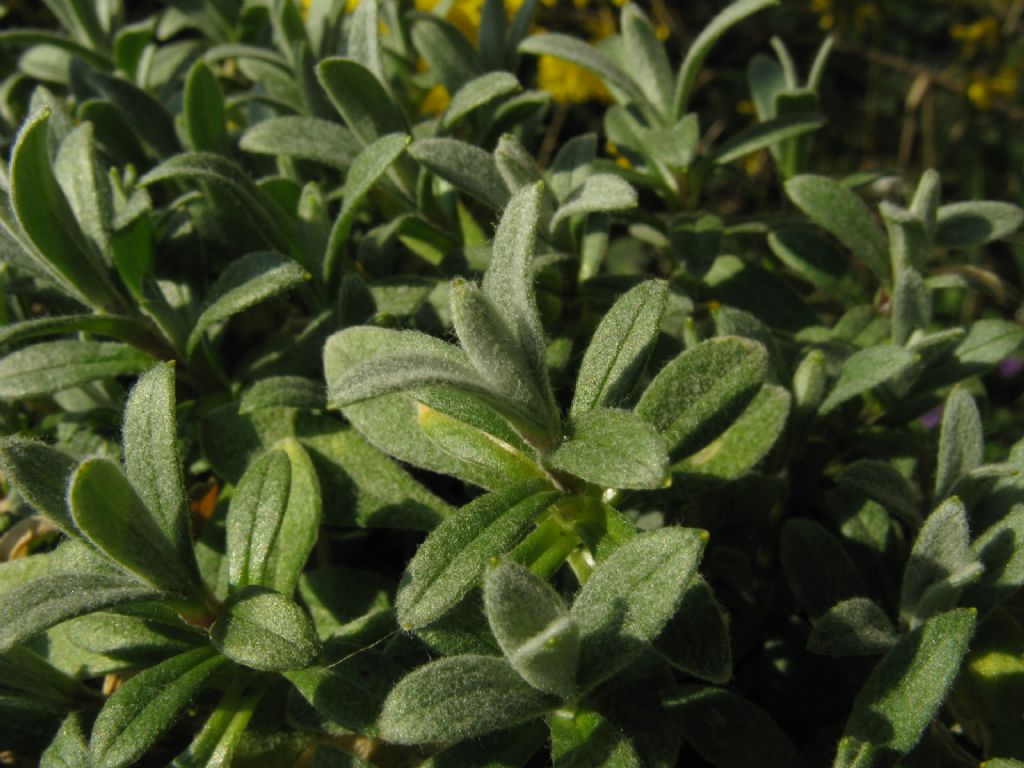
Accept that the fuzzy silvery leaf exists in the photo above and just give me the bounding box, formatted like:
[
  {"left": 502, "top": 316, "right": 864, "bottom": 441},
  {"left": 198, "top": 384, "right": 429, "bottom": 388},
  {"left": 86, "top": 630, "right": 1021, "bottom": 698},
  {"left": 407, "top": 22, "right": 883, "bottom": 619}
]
[
  {"left": 443, "top": 72, "right": 522, "bottom": 131},
  {"left": 932, "top": 201, "right": 1024, "bottom": 248},
  {"left": 182, "top": 59, "right": 227, "bottom": 153},
  {"left": 653, "top": 577, "right": 732, "bottom": 683},
  {"left": 621, "top": 4, "right": 673, "bottom": 117},
  {"left": 0, "top": 573, "right": 161, "bottom": 654},
  {"left": 324, "top": 133, "right": 410, "bottom": 282},
  {"left": 68, "top": 457, "right": 199, "bottom": 594},
  {"left": 748, "top": 53, "right": 786, "bottom": 120},
  {"left": 141, "top": 153, "right": 297, "bottom": 255},
  {"left": 934, "top": 387, "right": 983, "bottom": 501},
  {"left": 226, "top": 449, "right": 291, "bottom": 590},
  {"left": 0, "top": 313, "right": 153, "bottom": 348},
  {"left": 900, "top": 498, "right": 982, "bottom": 626},
  {"left": 89, "top": 648, "right": 227, "bottom": 768},
  {"left": 10, "top": 109, "right": 119, "bottom": 309},
  {"left": 89, "top": 72, "right": 179, "bottom": 158},
  {"left": 495, "top": 135, "right": 547, "bottom": 193},
  {"left": 548, "top": 408, "right": 668, "bottom": 489},
  {"left": 239, "top": 116, "right": 361, "bottom": 171},
  {"left": 518, "top": 33, "right": 646, "bottom": 106},
  {"left": 925, "top": 318, "right": 1024, "bottom": 387},
  {"left": 347, "top": 0, "right": 386, "bottom": 85},
  {"left": 551, "top": 174, "right": 638, "bottom": 230},
  {"left": 819, "top": 346, "right": 917, "bottom": 414},
  {"left": 411, "top": 13, "right": 484, "bottom": 93},
  {"left": 548, "top": 133, "right": 597, "bottom": 204},
  {"left": 451, "top": 280, "right": 557, "bottom": 441},
  {"left": 673, "top": 0, "right": 778, "bottom": 117},
  {"left": 833, "top": 608, "right": 976, "bottom": 768},
  {"left": 40, "top": 713, "right": 89, "bottom": 768},
  {"left": 0, "top": 340, "right": 154, "bottom": 400},
  {"left": 836, "top": 460, "right": 921, "bottom": 526},
  {"left": 550, "top": 708, "right": 641, "bottom": 768},
  {"left": 417, "top": 403, "right": 550, "bottom": 486},
  {"left": 667, "top": 686, "right": 800, "bottom": 768},
  {"left": 785, "top": 174, "right": 890, "bottom": 284},
  {"left": 210, "top": 586, "right": 321, "bottom": 671},
  {"left": 187, "top": 251, "right": 308, "bottom": 356},
  {"left": 484, "top": 560, "right": 579, "bottom": 697},
  {"left": 674, "top": 384, "right": 790, "bottom": 480},
  {"left": 571, "top": 280, "right": 668, "bottom": 418},
  {"left": 378, "top": 655, "right": 555, "bottom": 745},
  {"left": 709, "top": 113, "right": 824, "bottom": 166},
  {"left": 482, "top": 183, "right": 553, "bottom": 425},
  {"left": 891, "top": 267, "right": 930, "bottom": 346},
  {"left": 572, "top": 527, "right": 707, "bottom": 689},
  {"left": 780, "top": 519, "right": 866, "bottom": 619},
  {"left": 264, "top": 438, "right": 322, "bottom": 596},
  {"left": 967, "top": 504, "right": 1024, "bottom": 607},
  {"left": 123, "top": 363, "right": 194, "bottom": 563},
  {"left": 808, "top": 598, "right": 898, "bottom": 657},
  {"left": 0, "top": 438, "right": 78, "bottom": 535},
  {"left": 0, "top": 646, "right": 82, "bottom": 704},
  {"left": 396, "top": 481, "right": 560, "bottom": 629},
  {"left": 54, "top": 122, "right": 112, "bottom": 265},
  {"left": 767, "top": 229, "right": 861, "bottom": 304},
  {"left": 286, "top": 647, "right": 403, "bottom": 737},
  {"left": 408, "top": 137, "right": 509, "bottom": 210},
  {"left": 317, "top": 58, "right": 407, "bottom": 145},
  {"left": 637, "top": 336, "right": 768, "bottom": 459},
  {"left": 419, "top": 721, "right": 549, "bottom": 768},
  {"left": 239, "top": 376, "right": 325, "bottom": 414},
  {"left": 792, "top": 349, "right": 827, "bottom": 416}
]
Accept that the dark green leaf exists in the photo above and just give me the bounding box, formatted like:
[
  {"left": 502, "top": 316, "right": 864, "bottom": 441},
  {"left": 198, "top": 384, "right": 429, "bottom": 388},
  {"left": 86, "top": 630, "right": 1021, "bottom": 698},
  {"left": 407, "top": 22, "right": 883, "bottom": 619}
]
[
  {"left": 226, "top": 450, "right": 291, "bottom": 590},
  {"left": 240, "top": 376, "right": 325, "bottom": 414},
  {"left": 239, "top": 116, "right": 361, "bottom": 171},
  {"left": 709, "top": 113, "right": 824, "bottom": 165},
  {"left": 808, "top": 598, "right": 897, "bottom": 657},
  {"left": 933, "top": 201, "right": 1024, "bottom": 248},
  {"left": 836, "top": 460, "right": 921, "bottom": 526},
  {"left": 317, "top": 57, "right": 407, "bottom": 145},
  {"left": 819, "top": 346, "right": 917, "bottom": 414},
  {"left": 654, "top": 577, "right": 732, "bottom": 683},
  {"left": 443, "top": 72, "right": 522, "bottom": 130},
  {"left": 210, "top": 586, "right": 321, "bottom": 671},
  {"left": 0, "top": 341, "right": 153, "bottom": 400},
  {"left": 408, "top": 137, "right": 509, "bottom": 210},
  {"left": 0, "top": 438, "right": 77, "bottom": 535},
  {"left": 934, "top": 387, "right": 983, "bottom": 500},
  {"left": 780, "top": 519, "right": 866, "bottom": 618},
  {"left": 265, "top": 438, "right": 322, "bottom": 596},
  {"left": 550, "top": 709, "right": 641, "bottom": 768}
]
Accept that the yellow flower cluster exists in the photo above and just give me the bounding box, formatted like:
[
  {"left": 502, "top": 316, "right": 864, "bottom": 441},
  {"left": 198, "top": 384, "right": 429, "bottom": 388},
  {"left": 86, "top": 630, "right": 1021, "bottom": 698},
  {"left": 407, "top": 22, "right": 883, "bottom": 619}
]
[
  {"left": 966, "top": 66, "right": 1018, "bottom": 109},
  {"left": 950, "top": 16, "right": 999, "bottom": 58}
]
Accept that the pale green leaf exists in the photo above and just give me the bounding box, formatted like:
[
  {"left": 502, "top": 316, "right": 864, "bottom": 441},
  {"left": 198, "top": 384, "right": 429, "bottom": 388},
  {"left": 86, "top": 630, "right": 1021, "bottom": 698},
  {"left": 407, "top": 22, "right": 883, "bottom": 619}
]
[
  {"left": 210, "top": 586, "right": 321, "bottom": 671},
  {"left": 934, "top": 387, "right": 983, "bottom": 500},
  {"left": 0, "top": 341, "right": 153, "bottom": 400},
  {"left": 819, "top": 346, "right": 917, "bottom": 414}
]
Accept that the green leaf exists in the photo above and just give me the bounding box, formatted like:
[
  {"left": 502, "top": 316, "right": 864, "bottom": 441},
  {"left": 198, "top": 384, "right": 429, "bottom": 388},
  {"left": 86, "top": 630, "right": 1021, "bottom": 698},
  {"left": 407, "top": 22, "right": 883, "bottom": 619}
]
[
  {"left": 451, "top": 279, "right": 557, "bottom": 441},
  {"left": 211, "top": 586, "right": 321, "bottom": 671},
  {"left": 780, "top": 519, "right": 866, "bottom": 618},
  {"left": 550, "top": 709, "right": 641, "bottom": 768},
  {"left": 747, "top": 53, "right": 786, "bottom": 120},
  {"left": 518, "top": 33, "right": 646, "bottom": 105},
  {"left": 40, "top": 713, "right": 90, "bottom": 768},
  {"left": 900, "top": 498, "right": 981, "bottom": 626},
  {"left": 653, "top": 577, "right": 732, "bottom": 683},
  {"left": 785, "top": 174, "right": 890, "bottom": 283},
  {"left": 10, "top": 109, "right": 118, "bottom": 309},
  {"left": 226, "top": 450, "right": 291, "bottom": 590},
  {"left": 89, "top": 72, "right": 179, "bottom": 158},
  {"left": 317, "top": 57, "right": 408, "bottom": 145},
  {"left": 674, "top": 384, "right": 790, "bottom": 480},
  {"left": 0, "top": 313, "right": 153, "bottom": 348},
  {"left": 933, "top": 201, "right": 1024, "bottom": 248},
  {"left": 968, "top": 505, "right": 1024, "bottom": 607},
  {"left": 548, "top": 408, "right": 668, "bottom": 489},
  {"left": 667, "top": 686, "right": 800, "bottom": 768},
  {"left": 767, "top": 228, "right": 861, "bottom": 303},
  {"left": 411, "top": 13, "right": 484, "bottom": 93},
  {"left": 443, "top": 72, "right": 522, "bottom": 130},
  {"left": 572, "top": 527, "right": 707, "bottom": 689},
  {"left": 419, "top": 721, "right": 548, "bottom": 768},
  {"left": 54, "top": 122, "right": 113, "bottom": 265},
  {"left": 417, "top": 403, "right": 550, "bottom": 486},
  {"left": 621, "top": 3, "right": 673, "bottom": 117},
  {"left": 673, "top": 0, "right": 779, "bottom": 117},
  {"left": 0, "top": 437, "right": 77, "bottom": 535},
  {"left": 324, "top": 133, "right": 411, "bottom": 282},
  {"left": 240, "top": 376, "right": 325, "bottom": 414},
  {"left": 408, "top": 137, "right": 509, "bottom": 210},
  {"left": 637, "top": 336, "right": 768, "bottom": 458},
  {"left": 891, "top": 267, "right": 930, "bottom": 346},
  {"left": 935, "top": 387, "right": 983, "bottom": 500},
  {"left": 836, "top": 460, "right": 921, "bottom": 526},
  {"left": 265, "top": 438, "right": 322, "bottom": 596},
  {"left": 808, "top": 598, "right": 898, "bottom": 657},
  {"left": 709, "top": 113, "right": 823, "bottom": 166},
  {"left": 396, "top": 481, "right": 560, "bottom": 629},
  {"left": 0, "top": 340, "right": 154, "bottom": 399},
  {"left": 122, "top": 363, "right": 193, "bottom": 562},
  {"left": 0, "top": 573, "right": 161, "bottom": 653},
  {"left": 484, "top": 560, "right": 579, "bottom": 697},
  {"left": 68, "top": 457, "right": 199, "bottom": 593},
  {"left": 378, "top": 655, "right": 554, "bottom": 745},
  {"left": 925, "top": 318, "right": 1024, "bottom": 387},
  {"left": 187, "top": 252, "right": 308, "bottom": 356},
  {"left": 551, "top": 174, "right": 638, "bottom": 230},
  {"left": 833, "top": 608, "right": 976, "bottom": 768},
  {"left": 548, "top": 133, "right": 597, "bottom": 203},
  {"left": 239, "top": 116, "right": 361, "bottom": 171},
  {"left": 819, "top": 346, "right": 917, "bottom": 414},
  {"left": 89, "top": 648, "right": 227, "bottom": 768},
  {"left": 182, "top": 59, "right": 227, "bottom": 154},
  {"left": 347, "top": 0, "right": 386, "bottom": 85},
  {"left": 571, "top": 280, "right": 668, "bottom": 418}
]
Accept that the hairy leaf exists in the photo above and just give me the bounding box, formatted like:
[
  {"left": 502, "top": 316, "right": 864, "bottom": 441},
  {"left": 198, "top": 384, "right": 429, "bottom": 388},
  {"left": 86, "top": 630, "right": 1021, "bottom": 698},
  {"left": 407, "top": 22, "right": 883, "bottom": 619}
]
[{"left": 210, "top": 586, "right": 321, "bottom": 671}]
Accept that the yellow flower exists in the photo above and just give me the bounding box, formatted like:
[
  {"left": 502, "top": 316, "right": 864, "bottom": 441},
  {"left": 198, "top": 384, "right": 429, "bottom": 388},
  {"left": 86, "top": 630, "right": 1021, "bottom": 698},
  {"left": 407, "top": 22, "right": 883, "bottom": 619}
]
[
  {"left": 299, "top": 0, "right": 314, "bottom": 20},
  {"left": 538, "top": 55, "right": 612, "bottom": 104},
  {"left": 951, "top": 16, "right": 998, "bottom": 58},
  {"left": 966, "top": 66, "right": 1018, "bottom": 110},
  {"left": 421, "top": 84, "right": 452, "bottom": 115}
]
